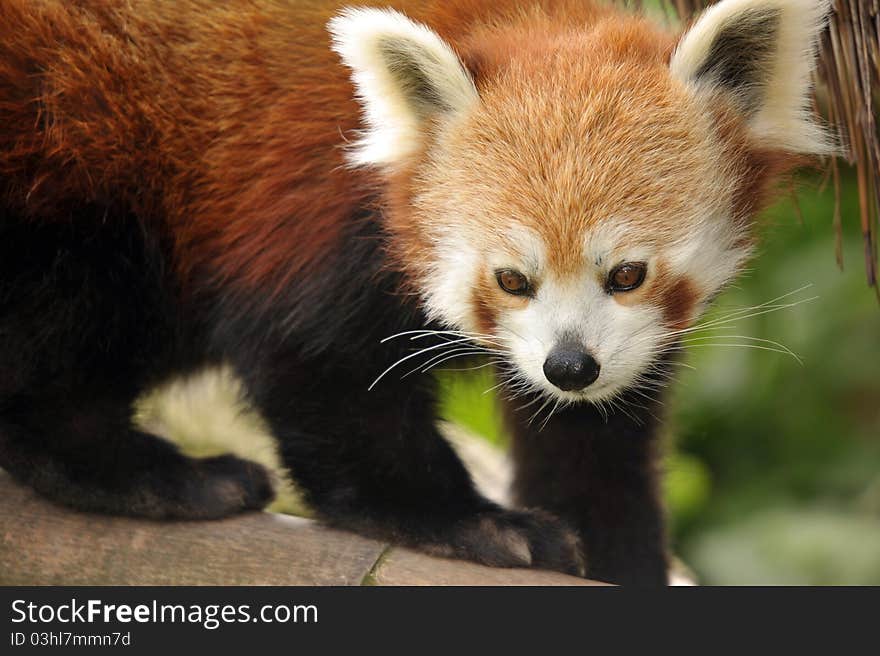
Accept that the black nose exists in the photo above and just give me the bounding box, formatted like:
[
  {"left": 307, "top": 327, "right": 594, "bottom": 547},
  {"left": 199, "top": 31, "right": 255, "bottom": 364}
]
[{"left": 543, "top": 344, "right": 600, "bottom": 391}]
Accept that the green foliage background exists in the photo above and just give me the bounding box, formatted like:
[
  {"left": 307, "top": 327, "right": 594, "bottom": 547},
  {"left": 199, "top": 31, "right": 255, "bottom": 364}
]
[{"left": 438, "top": 171, "right": 880, "bottom": 584}]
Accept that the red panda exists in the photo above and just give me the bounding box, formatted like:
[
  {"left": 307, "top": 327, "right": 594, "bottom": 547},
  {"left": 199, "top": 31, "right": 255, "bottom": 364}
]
[{"left": 0, "top": 0, "right": 832, "bottom": 585}]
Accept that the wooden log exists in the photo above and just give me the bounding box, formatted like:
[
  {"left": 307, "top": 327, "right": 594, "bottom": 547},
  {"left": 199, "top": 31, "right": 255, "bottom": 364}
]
[
  {"left": 0, "top": 471, "right": 385, "bottom": 586},
  {"left": 0, "top": 471, "right": 600, "bottom": 586}
]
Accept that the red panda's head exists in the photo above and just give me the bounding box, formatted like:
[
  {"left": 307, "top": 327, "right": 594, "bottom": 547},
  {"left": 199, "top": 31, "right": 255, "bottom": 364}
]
[{"left": 330, "top": 0, "right": 833, "bottom": 403}]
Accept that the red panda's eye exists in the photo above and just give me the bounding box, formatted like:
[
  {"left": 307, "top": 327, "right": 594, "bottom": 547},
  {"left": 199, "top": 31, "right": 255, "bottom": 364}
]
[
  {"left": 496, "top": 269, "right": 530, "bottom": 296},
  {"left": 607, "top": 262, "right": 647, "bottom": 293}
]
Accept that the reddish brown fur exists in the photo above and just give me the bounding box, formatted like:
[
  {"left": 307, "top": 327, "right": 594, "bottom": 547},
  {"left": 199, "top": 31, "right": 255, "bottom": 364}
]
[
  {"left": 654, "top": 272, "right": 700, "bottom": 330},
  {"left": 0, "top": 0, "right": 374, "bottom": 296},
  {"left": 471, "top": 282, "right": 499, "bottom": 337}
]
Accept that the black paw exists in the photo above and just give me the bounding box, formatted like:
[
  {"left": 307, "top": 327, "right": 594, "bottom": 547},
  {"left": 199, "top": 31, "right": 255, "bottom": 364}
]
[
  {"left": 426, "top": 508, "right": 585, "bottom": 577},
  {"left": 158, "top": 454, "right": 276, "bottom": 520},
  {"left": 197, "top": 455, "right": 276, "bottom": 512}
]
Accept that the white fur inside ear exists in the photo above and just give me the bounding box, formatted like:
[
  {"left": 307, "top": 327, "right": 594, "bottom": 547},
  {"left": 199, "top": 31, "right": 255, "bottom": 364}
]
[
  {"left": 328, "top": 7, "right": 478, "bottom": 168},
  {"left": 670, "top": 0, "right": 834, "bottom": 155}
]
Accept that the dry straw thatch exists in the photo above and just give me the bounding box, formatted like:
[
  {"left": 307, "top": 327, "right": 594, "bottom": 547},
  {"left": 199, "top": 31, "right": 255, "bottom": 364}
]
[{"left": 624, "top": 0, "right": 880, "bottom": 295}]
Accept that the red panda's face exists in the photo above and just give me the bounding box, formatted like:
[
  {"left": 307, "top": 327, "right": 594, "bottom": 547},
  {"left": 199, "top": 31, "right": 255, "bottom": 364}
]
[
  {"left": 409, "top": 59, "right": 751, "bottom": 402},
  {"left": 330, "top": 1, "right": 831, "bottom": 402}
]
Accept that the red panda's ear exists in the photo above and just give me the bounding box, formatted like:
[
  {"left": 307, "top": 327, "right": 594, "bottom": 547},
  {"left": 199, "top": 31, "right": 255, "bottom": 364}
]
[
  {"left": 670, "top": 0, "right": 836, "bottom": 155},
  {"left": 328, "top": 8, "right": 478, "bottom": 169}
]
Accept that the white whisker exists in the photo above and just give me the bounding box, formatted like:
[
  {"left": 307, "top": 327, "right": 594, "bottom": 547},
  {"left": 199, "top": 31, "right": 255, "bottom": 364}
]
[
  {"left": 528, "top": 396, "right": 554, "bottom": 426},
  {"left": 368, "top": 336, "right": 474, "bottom": 390},
  {"left": 419, "top": 349, "right": 495, "bottom": 374},
  {"left": 538, "top": 399, "right": 562, "bottom": 431}
]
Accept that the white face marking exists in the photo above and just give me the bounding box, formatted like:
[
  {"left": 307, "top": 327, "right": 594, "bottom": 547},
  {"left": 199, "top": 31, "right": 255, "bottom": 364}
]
[
  {"left": 420, "top": 221, "right": 748, "bottom": 405},
  {"left": 422, "top": 231, "right": 481, "bottom": 328}
]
